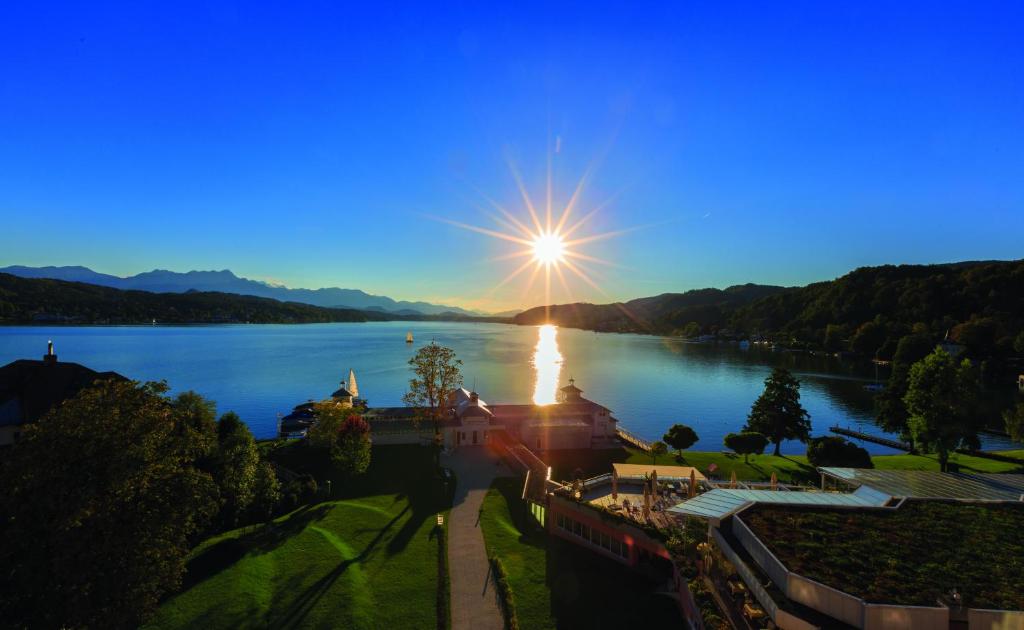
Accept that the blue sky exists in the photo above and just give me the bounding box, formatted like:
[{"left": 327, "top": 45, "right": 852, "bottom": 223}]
[{"left": 1, "top": 2, "right": 1022, "bottom": 312}]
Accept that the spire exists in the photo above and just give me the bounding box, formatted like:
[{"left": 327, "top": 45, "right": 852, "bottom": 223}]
[
  {"left": 43, "top": 340, "right": 57, "bottom": 364},
  {"left": 348, "top": 368, "right": 359, "bottom": 398}
]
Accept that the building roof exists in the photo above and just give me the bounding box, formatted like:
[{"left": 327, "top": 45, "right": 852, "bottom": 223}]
[
  {"left": 668, "top": 486, "right": 891, "bottom": 521},
  {"left": 332, "top": 386, "right": 354, "bottom": 399},
  {"left": 0, "top": 358, "right": 126, "bottom": 427},
  {"left": 613, "top": 463, "right": 707, "bottom": 480},
  {"left": 819, "top": 468, "right": 1024, "bottom": 502}
]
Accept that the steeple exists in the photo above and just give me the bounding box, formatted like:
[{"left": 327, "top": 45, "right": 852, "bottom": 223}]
[
  {"left": 558, "top": 377, "right": 583, "bottom": 402},
  {"left": 348, "top": 368, "right": 359, "bottom": 398},
  {"left": 43, "top": 340, "right": 57, "bottom": 365}
]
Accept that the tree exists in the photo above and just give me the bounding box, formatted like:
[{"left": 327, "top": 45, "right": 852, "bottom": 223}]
[
  {"left": 663, "top": 424, "right": 699, "bottom": 458},
  {"left": 805, "top": 436, "right": 873, "bottom": 468},
  {"left": 333, "top": 415, "right": 372, "bottom": 477},
  {"left": 903, "top": 348, "right": 981, "bottom": 472},
  {"left": 308, "top": 400, "right": 347, "bottom": 450},
  {"left": 403, "top": 342, "right": 463, "bottom": 437},
  {"left": 680, "top": 321, "right": 701, "bottom": 339},
  {"left": 723, "top": 432, "right": 768, "bottom": 463},
  {"left": 171, "top": 390, "right": 219, "bottom": 462},
  {"left": 249, "top": 461, "right": 282, "bottom": 524},
  {"left": 650, "top": 441, "right": 668, "bottom": 464},
  {"left": 743, "top": 368, "right": 811, "bottom": 456},
  {"left": 850, "top": 320, "right": 886, "bottom": 357},
  {"left": 211, "top": 411, "right": 260, "bottom": 528},
  {"left": 0, "top": 379, "right": 219, "bottom": 629},
  {"left": 1003, "top": 402, "right": 1024, "bottom": 444},
  {"left": 876, "top": 334, "right": 936, "bottom": 436}
]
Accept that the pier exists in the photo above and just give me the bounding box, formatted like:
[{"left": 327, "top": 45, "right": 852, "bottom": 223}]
[
  {"left": 616, "top": 426, "right": 652, "bottom": 452},
  {"left": 829, "top": 426, "right": 912, "bottom": 452}
]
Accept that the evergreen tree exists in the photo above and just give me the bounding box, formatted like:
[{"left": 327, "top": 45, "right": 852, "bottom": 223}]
[{"left": 743, "top": 367, "right": 811, "bottom": 456}]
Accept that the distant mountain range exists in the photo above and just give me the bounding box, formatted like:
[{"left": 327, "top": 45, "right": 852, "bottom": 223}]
[{"left": 0, "top": 266, "right": 496, "bottom": 317}]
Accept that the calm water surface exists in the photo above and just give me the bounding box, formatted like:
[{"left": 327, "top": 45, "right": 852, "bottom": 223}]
[{"left": 1, "top": 322, "right": 1017, "bottom": 454}]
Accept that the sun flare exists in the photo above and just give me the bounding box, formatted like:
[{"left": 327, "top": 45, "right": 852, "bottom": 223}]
[{"left": 532, "top": 232, "right": 566, "bottom": 266}]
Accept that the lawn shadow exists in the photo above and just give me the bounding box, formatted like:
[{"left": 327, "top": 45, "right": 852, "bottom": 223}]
[{"left": 181, "top": 504, "right": 333, "bottom": 591}]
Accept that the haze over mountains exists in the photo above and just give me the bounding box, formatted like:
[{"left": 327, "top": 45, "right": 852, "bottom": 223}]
[{"left": 0, "top": 266, "right": 488, "bottom": 317}]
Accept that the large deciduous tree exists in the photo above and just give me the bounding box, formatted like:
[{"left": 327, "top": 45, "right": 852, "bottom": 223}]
[
  {"left": 403, "top": 342, "right": 463, "bottom": 436},
  {"left": 903, "top": 348, "right": 981, "bottom": 472},
  {"left": 806, "top": 436, "right": 873, "bottom": 468},
  {"left": 333, "top": 415, "right": 372, "bottom": 477},
  {"left": 876, "top": 333, "right": 936, "bottom": 437},
  {"left": 0, "top": 380, "right": 220, "bottom": 629},
  {"left": 743, "top": 367, "right": 811, "bottom": 456}
]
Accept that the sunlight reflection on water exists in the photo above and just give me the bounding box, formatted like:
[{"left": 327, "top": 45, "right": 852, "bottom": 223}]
[{"left": 532, "top": 324, "right": 563, "bottom": 405}]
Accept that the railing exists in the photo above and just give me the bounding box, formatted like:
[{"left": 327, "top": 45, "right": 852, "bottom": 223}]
[{"left": 617, "top": 426, "right": 652, "bottom": 451}]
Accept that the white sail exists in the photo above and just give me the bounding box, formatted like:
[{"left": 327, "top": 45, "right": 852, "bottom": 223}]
[
  {"left": 348, "top": 368, "right": 359, "bottom": 398},
  {"left": 406, "top": 331, "right": 414, "bottom": 343}
]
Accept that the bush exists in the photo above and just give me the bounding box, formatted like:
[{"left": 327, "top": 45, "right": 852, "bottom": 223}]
[
  {"left": 437, "top": 525, "right": 450, "bottom": 630},
  {"left": 806, "top": 436, "right": 873, "bottom": 468},
  {"left": 490, "top": 556, "right": 519, "bottom": 630}
]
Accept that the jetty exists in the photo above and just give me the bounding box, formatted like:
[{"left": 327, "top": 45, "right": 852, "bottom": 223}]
[{"left": 829, "top": 426, "right": 912, "bottom": 451}]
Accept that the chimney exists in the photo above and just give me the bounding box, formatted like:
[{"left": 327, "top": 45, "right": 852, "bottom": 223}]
[
  {"left": 470, "top": 391, "right": 479, "bottom": 403},
  {"left": 43, "top": 340, "right": 57, "bottom": 365}
]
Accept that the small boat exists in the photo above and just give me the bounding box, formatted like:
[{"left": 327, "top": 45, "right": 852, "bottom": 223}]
[{"left": 406, "top": 331, "right": 414, "bottom": 343}]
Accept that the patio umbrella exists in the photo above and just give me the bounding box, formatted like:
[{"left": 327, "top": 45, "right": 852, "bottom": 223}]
[
  {"left": 770, "top": 471, "right": 778, "bottom": 491},
  {"left": 643, "top": 482, "right": 651, "bottom": 519},
  {"left": 729, "top": 470, "right": 737, "bottom": 489},
  {"left": 612, "top": 469, "right": 618, "bottom": 501},
  {"left": 688, "top": 469, "right": 697, "bottom": 499},
  {"left": 651, "top": 469, "right": 658, "bottom": 494}
]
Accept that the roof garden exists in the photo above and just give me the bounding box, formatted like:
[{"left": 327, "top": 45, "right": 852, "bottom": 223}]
[{"left": 740, "top": 500, "right": 1024, "bottom": 610}]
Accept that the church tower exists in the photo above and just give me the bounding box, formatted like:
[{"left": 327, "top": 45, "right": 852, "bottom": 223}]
[{"left": 348, "top": 368, "right": 359, "bottom": 398}]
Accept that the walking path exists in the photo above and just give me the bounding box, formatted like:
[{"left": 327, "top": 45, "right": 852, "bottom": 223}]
[{"left": 445, "top": 447, "right": 510, "bottom": 630}]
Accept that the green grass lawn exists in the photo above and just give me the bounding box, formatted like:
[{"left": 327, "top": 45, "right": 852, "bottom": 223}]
[
  {"left": 148, "top": 445, "right": 448, "bottom": 630},
  {"left": 543, "top": 447, "right": 1024, "bottom": 484},
  {"left": 479, "top": 477, "right": 681, "bottom": 630}
]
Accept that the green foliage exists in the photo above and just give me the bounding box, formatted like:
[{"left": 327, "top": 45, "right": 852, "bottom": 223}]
[
  {"left": 723, "top": 432, "right": 769, "bottom": 463},
  {"left": 649, "top": 440, "right": 668, "bottom": 463},
  {"left": 743, "top": 367, "right": 811, "bottom": 456},
  {"left": 0, "top": 379, "right": 220, "bottom": 629},
  {"left": 172, "top": 390, "right": 219, "bottom": 461},
  {"left": 680, "top": 321, "right": 702, "bottom": 338},
  {"left": 436, "top": 525, "right": 450, "bottom": 630},
  {"left": 903, "top": 348, "right": 982, "bottom": 471},
  {"left": 806, "top": 436, "right": 873, "bottom": 468},
  {"left": 307, "top": 401, "right": 346, "bottom": 450},
  {"left": 211, "top": 412, "right": 260, "bottom": 528},
  {"left": 850, "top": 319, "right": 886, "bottom": 357},
  {"left": 0, "top": 272, "right": 383, "bottom": 324},
  {"left": 513, "top": 261, "right": 1024, "bottom": 361},
  {"left": 1003, "top": 402, "right": 1024, "bottom": 444},
  {"left": 490, "top": 556, "right": 520, "bottom": 630},
  {"left": 743, "top": 502, "right": 1024, "bottom": 609},
  {"left": 876, "top": 334, "right": 938, "bottom": 436},
  {"left": 334, "top": 415, "right": 372, "bottom": 477},
  {"left": 663, "top": 423, "right": 699, "bottom": 454},
  {"left": 249, "top": 461, "right": 281, "bottom": 524},
  {"left": 403, "top": 342, "right": 463, "bottom": 433}
]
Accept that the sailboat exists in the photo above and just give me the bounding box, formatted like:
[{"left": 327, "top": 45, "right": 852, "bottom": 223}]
[{"left": 406, "top": 331, "right": 414, "bottom": 344}]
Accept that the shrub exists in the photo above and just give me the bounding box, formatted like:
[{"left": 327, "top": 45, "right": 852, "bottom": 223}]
[
  {"left": 806, "top": 436, "right": 873, "bottom": 468},
  {"left": 490, "top": 556, "right": 519, "bottom": 630}
]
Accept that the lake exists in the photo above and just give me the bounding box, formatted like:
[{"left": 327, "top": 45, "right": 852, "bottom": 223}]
[{"left": 1, "top": 322, "right": 1017, "bottom": 454}]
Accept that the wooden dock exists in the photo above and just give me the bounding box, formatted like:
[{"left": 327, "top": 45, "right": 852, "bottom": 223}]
[
  {"left": 617, "top": 426, "right": 652, "bottom": 452},
  {"left": 829, "top": 426, "right": 912, "bottom": 452}
]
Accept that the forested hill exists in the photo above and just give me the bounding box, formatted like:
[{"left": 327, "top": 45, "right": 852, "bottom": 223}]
[
  {"left": 513, "top": 260, "right": 1024, "bottom": 360},
  {"left": 0, "top": 273, "right": 388, "bottom": 325},
  {"left": 513, "top": 283, "right": 789, "bottom": 333}
]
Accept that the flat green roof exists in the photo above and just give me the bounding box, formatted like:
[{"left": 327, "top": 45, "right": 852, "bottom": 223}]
[{"left": 819, "top": 468, "right": 1024, "bottom": 502}]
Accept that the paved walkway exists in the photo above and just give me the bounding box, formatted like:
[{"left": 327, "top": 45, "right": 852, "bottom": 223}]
[{"left": 444, "top": 447, "right": 510, "bottom": 630}]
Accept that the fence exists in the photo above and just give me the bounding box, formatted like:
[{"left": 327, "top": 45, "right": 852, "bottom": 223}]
[{"left": 616, "top": 426, "right": 652, "bottom": 451}]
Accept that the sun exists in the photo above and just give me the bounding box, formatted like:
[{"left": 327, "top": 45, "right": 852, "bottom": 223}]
[
  {"left": 431, "top": 143, "right": 641, "bottom": 307},
  {"left": 532, "top": 232, "right": 566, "bottom": 266}
]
